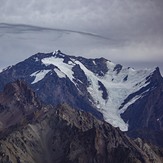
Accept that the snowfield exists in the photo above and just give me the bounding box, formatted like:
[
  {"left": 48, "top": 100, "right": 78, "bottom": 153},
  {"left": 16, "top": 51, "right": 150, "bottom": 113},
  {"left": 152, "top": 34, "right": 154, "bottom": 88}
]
[{"left": 29, "top": 53, "right": 154, "bottom": 131}]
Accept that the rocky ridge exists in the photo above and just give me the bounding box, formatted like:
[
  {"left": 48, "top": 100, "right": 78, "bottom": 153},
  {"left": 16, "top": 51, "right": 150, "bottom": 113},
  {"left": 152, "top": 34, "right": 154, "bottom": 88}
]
[
  {"left": 0, "top": 51, "right": 163, "bottom": 147},
  {"left": 0, "top": 80, "right": 163, "bottom": 163}
]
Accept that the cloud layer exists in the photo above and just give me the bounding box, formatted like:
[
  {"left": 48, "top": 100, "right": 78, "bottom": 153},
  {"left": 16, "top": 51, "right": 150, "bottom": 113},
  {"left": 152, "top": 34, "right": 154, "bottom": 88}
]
[
  {"left": 0, "top": 0, "right": 163, "bottom": 73},
  {"left": 1, "top": 0, "right": 163, "bottom": 34}
]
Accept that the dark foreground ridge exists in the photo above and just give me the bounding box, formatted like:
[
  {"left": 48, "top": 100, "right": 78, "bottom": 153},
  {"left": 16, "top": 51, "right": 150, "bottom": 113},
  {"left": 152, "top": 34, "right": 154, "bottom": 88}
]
[
  {"left": 0, "top": 51, "right": 163, "bottom": 148},
  {"left": 0, "top": 80, "right": 163, "bottom": 163}
]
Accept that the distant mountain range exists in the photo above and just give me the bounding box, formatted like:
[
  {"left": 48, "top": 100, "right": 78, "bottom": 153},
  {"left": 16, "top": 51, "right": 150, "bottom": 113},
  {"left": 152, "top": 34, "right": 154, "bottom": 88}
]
[{"left": 0, "top": 50, "right": 163, "bottom": 149}]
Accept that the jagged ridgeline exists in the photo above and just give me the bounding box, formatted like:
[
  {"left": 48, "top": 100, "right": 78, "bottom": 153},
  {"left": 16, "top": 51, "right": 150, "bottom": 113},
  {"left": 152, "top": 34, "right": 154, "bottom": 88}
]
[
  {"left": 0, "top": 50, "right": 163, "bottom": 148},
  {"left": 0, "top": 80, "right": 163, "bottom": 163}
]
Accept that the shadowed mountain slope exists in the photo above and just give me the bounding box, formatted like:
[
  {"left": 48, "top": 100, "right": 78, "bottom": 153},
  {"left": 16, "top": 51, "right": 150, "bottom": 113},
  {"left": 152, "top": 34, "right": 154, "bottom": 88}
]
[{"left": 0, "top": 80, "right": 163, "bottom": 163}]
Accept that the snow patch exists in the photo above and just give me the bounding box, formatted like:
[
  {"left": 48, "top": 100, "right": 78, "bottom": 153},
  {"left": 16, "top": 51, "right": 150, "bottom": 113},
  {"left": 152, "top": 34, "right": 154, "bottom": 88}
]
[
  {"left": 93, "top": 60, "right": 96, "bottom": 65},
  {"left": 52, "top": 50, "right": 65, "bottom": 57},
  {"left": 119, "top": 88, "right": 150, "bottom": 114},
  {"left": 0, "top": 66, "right": 12, "bottom": 72},
  {"left": 73, "top": 60, "right": 153, "bottom": 131},
  {"left": 34, "top": 57, "right": 39, "bottom": 62},
  {"left": 119, "top": 96, "right": 141, "bottom": 114},
  {"left": 53, "top": 50, "right": 60, "bottom": 55},
  {"left": 42, "top": 56, "right": 75, "bottom": 84},
  {"left": 54, "top": 68, "right": 66, "bottom": 78},
  {"left": 30, "top": 70, "right": 51, "bottom": 84}
]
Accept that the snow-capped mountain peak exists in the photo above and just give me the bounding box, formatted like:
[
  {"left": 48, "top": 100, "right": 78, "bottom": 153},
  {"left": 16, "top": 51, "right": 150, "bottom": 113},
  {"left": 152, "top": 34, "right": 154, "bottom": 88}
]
[
  {"left": 0, "top": 51, "right": 162, "bottom": 132},
  {"left": 31, "top": 52, "right": 157, "bottom": 131}
]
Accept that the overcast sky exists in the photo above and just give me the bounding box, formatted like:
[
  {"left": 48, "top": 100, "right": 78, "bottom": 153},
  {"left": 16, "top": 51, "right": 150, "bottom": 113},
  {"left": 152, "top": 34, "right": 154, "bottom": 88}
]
[{"left": 0, "top": 0, "right": 163, "bottom": 74}]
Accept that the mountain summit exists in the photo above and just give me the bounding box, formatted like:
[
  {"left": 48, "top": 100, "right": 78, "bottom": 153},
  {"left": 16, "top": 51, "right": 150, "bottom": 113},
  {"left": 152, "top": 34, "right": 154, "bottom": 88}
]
[{"left": 0, "top": 51, "right": 163, "bottom": 146}]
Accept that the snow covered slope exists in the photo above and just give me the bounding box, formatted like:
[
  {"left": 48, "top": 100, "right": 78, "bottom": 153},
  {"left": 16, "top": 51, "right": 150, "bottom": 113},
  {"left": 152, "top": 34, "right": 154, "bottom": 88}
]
[
  {"left": 0, "top": 50, "right": 158, "bottom": 131},
  {"left": 37, "top": 51, "right": 154, "bottom": 131}
]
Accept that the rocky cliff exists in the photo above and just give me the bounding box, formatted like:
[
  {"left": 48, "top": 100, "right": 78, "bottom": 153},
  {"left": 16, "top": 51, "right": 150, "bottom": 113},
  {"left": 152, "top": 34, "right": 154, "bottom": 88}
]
[{"left": 0, "top": 80, "right": 163, "bottom": 163}]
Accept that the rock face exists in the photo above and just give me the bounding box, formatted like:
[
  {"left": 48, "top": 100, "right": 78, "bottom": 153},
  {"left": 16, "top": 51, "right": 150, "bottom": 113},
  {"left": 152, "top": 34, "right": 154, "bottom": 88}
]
[
  {"left": 0, "top": 80, "right": 163, "bottom": 163},
  {"left": 121, "top": 68, "right": 163, "bottom": 147},
  {"left": 0, "top": 80, "right": 41, "bottom": 132},
  {"left": 0, "top": 51, "right": 163, "bottom": 147}
]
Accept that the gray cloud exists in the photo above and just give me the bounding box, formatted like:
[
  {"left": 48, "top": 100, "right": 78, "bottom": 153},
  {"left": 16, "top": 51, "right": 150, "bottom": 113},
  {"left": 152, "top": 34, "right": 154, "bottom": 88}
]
[
  {"left": 0, "top": 0, "right": 163, "bottom": 74},
  {"left": 1, "top": 0, "right": 163, "bottom": 34}
]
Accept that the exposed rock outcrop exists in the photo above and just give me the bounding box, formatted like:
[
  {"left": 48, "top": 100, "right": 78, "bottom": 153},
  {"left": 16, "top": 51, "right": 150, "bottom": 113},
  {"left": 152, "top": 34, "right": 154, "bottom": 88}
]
[{"left": 0, "top": 81, "right": 163, "bottom": 163}]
